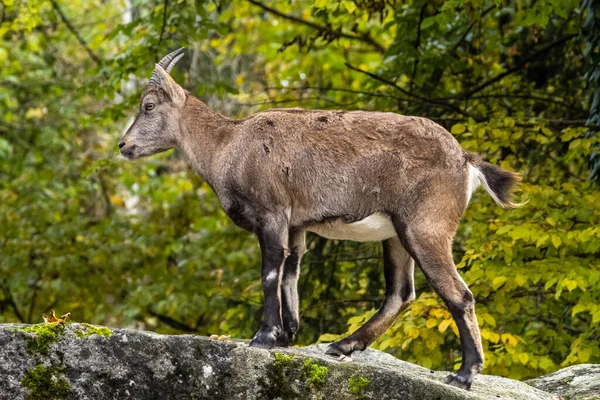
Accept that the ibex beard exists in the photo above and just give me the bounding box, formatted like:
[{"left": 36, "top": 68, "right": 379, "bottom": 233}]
[{"left": 119, "top": 48, "right": 521, "bottom": 390}]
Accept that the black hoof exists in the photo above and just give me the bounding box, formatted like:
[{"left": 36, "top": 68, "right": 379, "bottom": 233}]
[
  {"left": 249, "top": 326, "right": 279, "bottom": 349},
  {"left": 446, "top": 372, "right": 472, "bottom": 390},
  {"left": 325, "top": 340, "right": 360, "bottom": 358},
  {"left": 275, "top": 330, "right": 294, "bottom": 347}
]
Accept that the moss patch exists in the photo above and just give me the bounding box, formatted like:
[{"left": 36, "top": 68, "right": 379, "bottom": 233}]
[
  {"left": 258, "top": 353, "right": 331, "bottom": 399},
  {"left": 74, "top": 323, "right": 112, "bottom": 338},
  {"left": 258, "top": 353, "right": 299, "bottom": 399},
  {"left": 16, "top": 323, "right": 65, "bottom": 354},
  {"left": 301, "top": 358, "right": 328, "bottom": 390},
  {"left": 348, "top": 375, "right": 371, "bottom": 399},
  {"left": 21, "top": 364, "right": 70, "bottom": 400}
]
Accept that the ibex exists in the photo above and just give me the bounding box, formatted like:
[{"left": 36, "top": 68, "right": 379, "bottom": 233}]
[{"left": 119, "top": 48, "right": 520, "bottom": 390}]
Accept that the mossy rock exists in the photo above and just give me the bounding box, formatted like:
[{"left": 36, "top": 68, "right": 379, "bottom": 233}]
[
  {"left": 15, "top": 323, "right": 66, "bottom": 354},
  {"left": 21, "top": 364, "right": 70, "bottom": 400},
  {"left": 0, "top": 323, "right": 568, "bottom": 399}
]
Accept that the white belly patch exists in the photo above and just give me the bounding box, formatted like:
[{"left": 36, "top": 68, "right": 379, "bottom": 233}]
[{"left": 305, "top": 213, "right": 396, "bottom": 242}]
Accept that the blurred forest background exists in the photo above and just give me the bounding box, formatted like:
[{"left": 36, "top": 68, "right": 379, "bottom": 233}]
[{"left": 1, "top": 0, "right": 599, "bottom": 380}]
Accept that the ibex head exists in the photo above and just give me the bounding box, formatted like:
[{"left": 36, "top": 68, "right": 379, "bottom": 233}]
[{"left": 119, "top": 48, "right": 186, "bottom": 159}]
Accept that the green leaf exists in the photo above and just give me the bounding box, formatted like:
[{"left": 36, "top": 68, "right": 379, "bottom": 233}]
[
  {"left": 451, "top": 123, "right": 466, "bottom": 134},
  {"left": 551, "top": 235, "right": 562, "bottom": 248},
  {"left": 492, "top": 276, "right": 508, "bottom": 290},
  {"left": 342, "top": 1, "right": 356, "bottom": 13}
]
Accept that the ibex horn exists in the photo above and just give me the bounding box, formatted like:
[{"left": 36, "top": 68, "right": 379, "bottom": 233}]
[{"left": 150, "top": 47, "right": 185, "bottom": 84}]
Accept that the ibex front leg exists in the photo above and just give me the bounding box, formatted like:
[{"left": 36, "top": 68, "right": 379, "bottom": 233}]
[{"left": 249, "top": 220, "right": 289, "bottom": 349}]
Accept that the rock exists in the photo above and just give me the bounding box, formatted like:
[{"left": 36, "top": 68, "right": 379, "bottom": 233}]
[
  {"left": 527, "top": 364, "right": 600, "bottom": 400},
  {"left": 0, "top": 323, "right": 558, "bottom": 400}
]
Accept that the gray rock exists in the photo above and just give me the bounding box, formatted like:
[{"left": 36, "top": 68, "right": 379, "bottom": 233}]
[
  {"left": 0, "top": 323, "right": 558, "bottom": 400},
  {"left": 527, "top": 364, "right": 600, "bottom": 400}
]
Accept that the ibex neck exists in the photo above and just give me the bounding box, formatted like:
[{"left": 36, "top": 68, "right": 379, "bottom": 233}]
[{"left": 176, "top": 95, "right": 233, "bottom": 185}]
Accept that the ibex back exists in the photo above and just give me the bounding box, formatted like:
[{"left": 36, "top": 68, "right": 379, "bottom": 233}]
[{"left": 119, "top": 48, "right": 521, "bottom": 390}]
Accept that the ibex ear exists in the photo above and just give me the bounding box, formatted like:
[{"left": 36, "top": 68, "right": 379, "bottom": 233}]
[{"left": 151, "top": 64, "right": 186, "bottom": 106}]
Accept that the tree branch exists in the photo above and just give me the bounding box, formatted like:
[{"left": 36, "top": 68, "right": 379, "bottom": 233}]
[
  {"left": 157, "top": 0, "right": 169, "bottom": 48},
  {"left": 345, "top": 62, "right": 475, "bottom": 119},
  {"left": 449, "top": 5, "right": 496, "bottom": 56},
  {"left": 0, "top": 280, "right": 25, "bottom": 323},
  {"left": 455, "top": 33, "right": 579, "bottom": 99},
  {"left": 410, "top": 5, "right": 426, "bottom": 93},
  {"left": 246, "top": 0, "right": 385, "bottom": 53},
  {"left": 147, "top": 308, "right": 198, "bottom": 332},
  {"left": 49, "top": 0, "right": 102, "bottom": 66}
]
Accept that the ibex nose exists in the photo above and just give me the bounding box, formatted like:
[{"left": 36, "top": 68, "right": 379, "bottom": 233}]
[{"left": 118, "top": 141, "right": 126, "bottom": 149}]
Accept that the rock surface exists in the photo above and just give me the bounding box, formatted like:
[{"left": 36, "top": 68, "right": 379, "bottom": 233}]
[
  {"left": 527, "top": 364, "right": 600, "bottom": 400},
  {"left": 0, "top": 323, "right": 576, "bottom": 399}
]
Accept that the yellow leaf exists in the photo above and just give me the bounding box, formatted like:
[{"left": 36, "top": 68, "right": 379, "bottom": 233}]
[
  {"left": 438, "top": 319, "right": 451, "bottom": 333},
  {"left": 314, "top": 0, "right": 327, "bottom": 8},
  {"left": 481, "top": 329, "right": 500, "bottom": 343},
  {"left": 426, "top": 318, "right": 438, "bottom": 329},
  {"left": 551, "top": 235, "right": 562, "bottom": 248},
  {"left": 518, "top": 353, "right": 529, "bottom": 364},
  {"left": 109, "top": 195, "right": 125, "bottom": 207},
  {"left": 546, "top": 217, "right": 557, "bottom": 227},
  {"left": 25, "top": 107, "right": 45, "bottom": 119},
  {"left": 501, "top": 333, "right": 518, "bottom": 347},
  {"left": 408, "top": 327, "right": 420, "bottom": 339}
]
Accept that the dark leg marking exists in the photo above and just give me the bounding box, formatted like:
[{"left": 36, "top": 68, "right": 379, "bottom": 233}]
[
  {"left": 326, "top": 236, "right": 415, "bottom": 357},
  {"left": 276, "top": 230, "right": 306, "bottom": 346},
  {"left": 249, "top": 219, "right": 289, "bottom": 349}
]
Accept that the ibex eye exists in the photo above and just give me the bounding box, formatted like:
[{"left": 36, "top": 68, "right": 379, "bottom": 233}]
[{"left": 145, "top": 103, "right": 155, "bottom": 111}]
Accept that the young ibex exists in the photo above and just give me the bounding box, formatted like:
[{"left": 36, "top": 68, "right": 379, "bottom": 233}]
[{"left": 119, "top": 49, "right": 520, "bottom": 389}]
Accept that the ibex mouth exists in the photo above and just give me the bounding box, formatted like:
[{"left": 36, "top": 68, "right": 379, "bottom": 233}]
[{"left": 120, "top": 144, "right": 136, "bottom": 159}]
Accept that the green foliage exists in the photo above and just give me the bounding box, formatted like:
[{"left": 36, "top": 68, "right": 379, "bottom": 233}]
[
  {"left": 0, "top": 0, "right": 597, "bottom": 382},
  {"left": 21, "top": 364, "right": 70, "bottom": 400}
]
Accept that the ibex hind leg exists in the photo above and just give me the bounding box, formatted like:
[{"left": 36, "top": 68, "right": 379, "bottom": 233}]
[
  {"left": 392, "top": 214, "right": 484, "bottom": 390},
  {"left": 326, "top": 236, "right": 415, "bottom": 358},
  {"left": 276, "top": 230, "right": 306, "bottom": 346}
]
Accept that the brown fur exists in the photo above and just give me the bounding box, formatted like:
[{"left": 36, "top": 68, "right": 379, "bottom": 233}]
[{"left": 119, "top": 57, "right": 521, "bottom": 391}]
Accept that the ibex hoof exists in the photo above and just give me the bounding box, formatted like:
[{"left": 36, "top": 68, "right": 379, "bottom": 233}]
[
  {"left": 446, "top": 372, "right": 472, "bottom": 390},
  {"left": 325, "top": 340, "right": 357, "bottom": 359},
  {"left": 275, "top": 331, "right": 294, "bottom": 347},
  {"left": 249, "top": 326, "right": 279, "bottom": 349}
]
